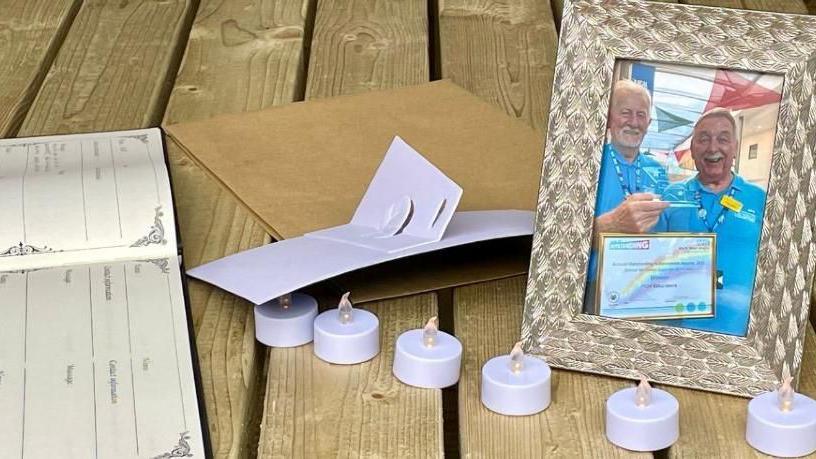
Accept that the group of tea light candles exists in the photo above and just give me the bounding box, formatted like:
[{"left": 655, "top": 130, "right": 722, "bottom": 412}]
[
  {"left": 600, "top": 371, "right": 815, "bottom": 456},
  {"left": 252, "top": 291, "right": 549, "bottom": 402},
  {"left": 254, "top": 292, "right": 380, "bottom": 364},
  {"left": 254, "top": 291, "right": 816, "bottom": 456}
]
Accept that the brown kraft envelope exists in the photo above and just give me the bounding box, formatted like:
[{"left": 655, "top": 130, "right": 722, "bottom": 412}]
[{"left": 163, "top": 80, "right": 544, "bottom": 302}]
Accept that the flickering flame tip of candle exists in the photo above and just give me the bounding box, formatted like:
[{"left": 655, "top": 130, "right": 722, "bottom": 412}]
[
  {"left": 338, "top": 292, "right": 353, "bottom": 324},
  {"left": 778, "top": 376, "right": 794, "bottom": 412},
  {"left": 422, "top": 316, "right": 438, "bottom": 347},
  {"left": 509, "top": 341, "right": 524, "bottom": 373},
  {"left": 279, "top": 293, "right": 293, "bottom": 309},
  {"left": 635, "top": 377, "right": 652, "bottom": 407}
]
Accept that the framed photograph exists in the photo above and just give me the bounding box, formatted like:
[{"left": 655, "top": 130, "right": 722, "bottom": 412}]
[{"left": 522, "top": 0, "right": 816, "bottom": 396}]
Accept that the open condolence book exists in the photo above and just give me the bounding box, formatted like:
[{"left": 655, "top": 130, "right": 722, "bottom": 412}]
[{"left": 0, "top": 128, "right": 207, "bottom": 458}]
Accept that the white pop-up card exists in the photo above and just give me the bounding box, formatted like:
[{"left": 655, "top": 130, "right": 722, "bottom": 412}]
[
  {"left": 306, "top": 136, "right": 462, "bottom": 252},
  {"left": 186, "top": 136, "right": 533, "bottom": 305}
]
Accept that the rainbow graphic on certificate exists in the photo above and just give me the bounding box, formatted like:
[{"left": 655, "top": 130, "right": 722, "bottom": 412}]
[{"left": 596, "top": 234, "right": 716, "bottom": 321}]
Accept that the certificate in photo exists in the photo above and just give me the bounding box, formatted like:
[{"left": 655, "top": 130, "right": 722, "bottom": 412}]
[{"left": 595, "top": 234, "right": 716, "bottom": 321}]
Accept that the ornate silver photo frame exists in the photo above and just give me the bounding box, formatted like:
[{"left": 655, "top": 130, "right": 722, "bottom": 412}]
[{"left": 522, "top": 0, "right": 816, "bottom": 396}]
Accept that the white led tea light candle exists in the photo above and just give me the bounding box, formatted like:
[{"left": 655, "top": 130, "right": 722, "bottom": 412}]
[
  {"left": 313, "top": 292, "right": 380, "bottom": 364},
  {"left": 392, "top": 317, "right": 462, "bottom": 388},
  {"left": 481, "top": 342, "right": 551, "bottom": 415},
  {"left": 606, "top": 378, "right": 679, "bottom": 451},
  {"left": 254, "top": 292, "right": 318, "bottom": 347},
  {"left": 746, "top": 377, "right": 816, "bottom": 457}
]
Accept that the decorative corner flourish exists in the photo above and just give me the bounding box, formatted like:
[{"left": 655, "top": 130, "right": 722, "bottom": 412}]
[
  {"left": 0, "top": 242, "right": 53, "bottom": 257},
  {"left": 131, "top": 206, "right": 167, "bottom": 247},
  {"left": 139, "top": 258, "right": 170, "bottom": 274},
  {"left": 126, "top": 133, "right": 150, "bottom": 144},
  {"left": 151, "top": 431, "right": 193, "bottom": 458}
]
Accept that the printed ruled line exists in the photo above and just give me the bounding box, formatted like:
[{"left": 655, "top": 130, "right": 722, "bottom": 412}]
[
  {"left": 88, "top": 267, "right": 95, "bottom": 356},
  {"left": 165, "top": 268, "right": 187, "bottom": 430},
  {"left": 21, "top": 273, "right": 29, "bottom": 459},
  {"left": 80, "top": 142, "right": 89, "bottom": 241},
  {"left": 92, "top": 360, "right": 99, "bottom": 459},
  {"left": 89, "top": 267, "right": 98, "bottom": 459},
  {"left": 109, "top": 140, "right": 124, "bottom": 239},
  {"left": 21, "top": 369, "right": 26, "bottom": 459},
  {"left": 22, "top": 146, "right": 29, "bottom": 242},
  {"left": 23, "top": 274, "right": 29, "bottom": 363},
  {"left": 123, "top": 266, "right": 140, "bottom": 455},
  {"left": 139, "top": 133, "right": 162, "bottom": 205}
]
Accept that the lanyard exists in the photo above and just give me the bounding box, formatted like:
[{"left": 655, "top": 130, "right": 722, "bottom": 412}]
[
  {"left": 609, "top": 149, "right": 641, "bottom": 197},
  {"left": 695, "top": 186, "right": 736, "bottom": 232}
]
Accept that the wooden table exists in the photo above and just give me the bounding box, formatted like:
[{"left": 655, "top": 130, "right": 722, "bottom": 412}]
[{"left": 2, "top": 0, "right": 815, "bottom": 457}]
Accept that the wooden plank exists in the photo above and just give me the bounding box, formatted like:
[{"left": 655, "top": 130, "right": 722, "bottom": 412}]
[
  {"left": 0, "top": 0, "right": 80, "bottom": 137},
  {"left": 812, "top": 287, "right": 816, "bottom": 329},
  {"left": 439, "top": 0, "right": 557, "bottom": 133},
  {"left": 454, "top": 277, "right": 648, "bottom": 458},
  {"left": 256, "top": 1, "right": 438, "bottom": 455},
  {"left": 305, "top": 0, "right": 428, "bottom": 99},
  {"left": 167, "top": 138, "right": 273, "bottom": 458},
  {"left": 18, "top": 0, "right": 196, "bottom": 136},
  {"left": 667, "top": 326, "right": 816, "bottom": 457},
  {"left": 164, "top": 0, "right": 311, "bottom": 124},
  {"left": 258, "top": 294, "right": 444, "bottom": 457},
  {"left": 741, "top": 0, "right": 809, "bottom": 13},
  {"left": 440, "top": 1, "right": 641, "bottom": 456},
  {"left": 679, "top": 0, "right": 743, "bottom": 8},
  {"left": 162, "top": 1, "right": 313, "bottom": 457}
]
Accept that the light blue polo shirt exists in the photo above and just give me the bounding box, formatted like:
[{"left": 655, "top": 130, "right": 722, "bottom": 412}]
[
  {"left": 594, "top": 143, "right": 669, "bottom": 217},
  {"left": 585, "top": 144, "right": 669, "bottom": 310},
  {"left": 652, "top": 174, "right": 766, "bottom": 336}
]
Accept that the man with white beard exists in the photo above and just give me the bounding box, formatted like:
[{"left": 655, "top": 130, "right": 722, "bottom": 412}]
[
  {"left": 654, "top": 108, "right": 766, "bottom": 336},
  {"left": 585, "top": 79, "right": 669, "bottom": 313},
  {"left": 593, "top": 80, "right": 669, "bottom": 234}
]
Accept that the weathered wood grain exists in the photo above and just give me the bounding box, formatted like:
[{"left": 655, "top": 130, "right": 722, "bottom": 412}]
[
  {"left": 679, "top": 0, "right": 743, "bottom": 7},
  {"left": 667, "top": 326, "right": 816, "bottom": 458},
  {"left": 162, "top": 1, "right": 313, "bottom": 457},
  {"left": 550, "top": 0, "right": 565, "bottom": 27},
  {"left": 741, "top": 0, "right": 809, "bottom": 13},
  {"left": 164, "top": 136, "right": 272, "bottom": 459},
  {"left": 812, "top": 287, "right": 816, "bottom": 329},
  {"left": 439, "top": 0, "right": 557, "bottom": 134},
  {"left": 258, "top": 295, "right": 444, "bottom": 457},
  {"left": 0, "top": 0, "right": 80, "bottom": 137},
  {"left": 440, "top": 1, "right": 640, "bottom": 456},
  {"left": 168, "top": 137, "right": 273, "bottom": 458},
  {"left": 18, "top": 0, "right": 197, "bottom": 136},
  {"left": 165, "top": 0, "right": 311, "bottom": 124},
  {"left": 305, "top": 0, "right": 428, "bottom": 99},
  {"left": 256, "top": 1, "right": 438, "bottom": 455},
  {"left": 683, "top": 0, "right": 809, "bottom": 11},
  {"left": 454, "top": 277, "right": 648, "bottom": 458}
]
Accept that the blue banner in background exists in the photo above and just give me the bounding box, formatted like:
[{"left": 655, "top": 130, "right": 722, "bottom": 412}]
[{"left": 631, "top": 62, "right": 655, "bottom": 96}]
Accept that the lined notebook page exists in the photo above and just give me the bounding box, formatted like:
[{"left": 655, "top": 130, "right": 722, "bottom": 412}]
[
  {"left": 0, "top": 128, "right": 205, "bottom": 458},
  {"left": 0, "top": 129, "right": 177, "bottom": 271}
]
